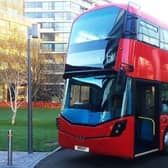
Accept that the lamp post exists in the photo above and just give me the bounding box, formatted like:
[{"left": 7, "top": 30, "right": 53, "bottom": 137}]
[{"left": 27, "top": 24, "right": 39, "bottom": 154}]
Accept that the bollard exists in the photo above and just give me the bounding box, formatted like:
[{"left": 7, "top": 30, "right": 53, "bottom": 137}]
[{"left": 8, "top": 129, "right": 13, "bottom": 166}]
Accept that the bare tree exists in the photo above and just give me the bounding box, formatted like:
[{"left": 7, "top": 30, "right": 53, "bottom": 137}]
[
  {"left": 31, "top": 39, "right": 45, "bottom": 101},
  {"left": 0, "top": 23, "right": 27, "bottom": 125},
  {"left": 39, "top": 59, "right": 65, "bottom": 102}
]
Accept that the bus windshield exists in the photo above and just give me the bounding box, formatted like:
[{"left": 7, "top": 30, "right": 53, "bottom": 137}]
[
  {"left": 66, "top": 6, "right": 125, "bottom": 69},
  {"left": 62, "top": 76, "right": 131, "bottom": 125},
  {"left": 70, "top": 6, "right": 123, "bottom": 44}
]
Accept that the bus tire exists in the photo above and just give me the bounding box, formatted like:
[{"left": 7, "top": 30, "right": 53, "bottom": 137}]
[{"left": 163, "top": 130, "right": 168, "bottom": 154}]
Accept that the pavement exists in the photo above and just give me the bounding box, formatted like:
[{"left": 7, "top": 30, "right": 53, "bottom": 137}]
[{"left": 0, "top": 148, "right": 60, "bottom": 168}]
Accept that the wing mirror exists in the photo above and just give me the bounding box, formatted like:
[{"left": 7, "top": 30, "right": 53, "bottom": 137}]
[{"left": 116, "top": 63, "right": 133, "bottom": 93}]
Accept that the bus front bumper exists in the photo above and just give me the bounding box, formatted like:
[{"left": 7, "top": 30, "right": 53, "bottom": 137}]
[{"left": 58, "top": 116, "right": 135, "bottom": 159}]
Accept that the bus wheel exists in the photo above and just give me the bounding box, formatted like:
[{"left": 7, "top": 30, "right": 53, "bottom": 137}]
[{"left": 163, "top": 131, "right": 168, "bottom": 153}]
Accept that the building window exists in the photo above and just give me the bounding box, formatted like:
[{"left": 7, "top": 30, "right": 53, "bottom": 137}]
[
  {"left": 40, "top": 22, "right": 71, "bottom": 31},
  {"left": 55, "top": 32, "right": 69, "bottom": 42},
  {"left": 42, "top": 63, "right": 64, "bottom": 72},
  {"left": 25, "top": 11, "right": 76, "bottom": 20},
  {"left": 25, "top": 12, "right": 41, "bottom": 18},
  {"left": 40, "top": 22, "right": 53, "bottom": 29},
  {"left": 41, "top": 43, "right": 54, "bottom": 52},
  {"left": 71, "top": 2, "right": 80, "bottom": 12},
  {"left": 41, "top": 43, "right": 66, "bottom": 52},
  {"left": 45, "top": 74, "right": 63, "bottom": 83},
  {"left": 42, "top": 2, "right": 55, "bottom": 10},
  {"left": 64, "top": 2, "right": 71, "bottom": 10},
  {"left": 41, "top": 33, "right": 55, "bottom": 41},
  {"left": 25, "top": 2, "right": 42, "bottom": 8},
  {"left": 55, "top": 12, "right": 64, "bottom": 20},
  {"left": 42, "top": 12, "right": 55, "bottom": 18},
  {"left": 55, "top": 2, "right": 64, "bottom": 10},
  {"left": 55, "top": 44, "right": 64, "bottom": 52},
  {"left": 54, "top": 22, "right": 71, "bottom": 31}
]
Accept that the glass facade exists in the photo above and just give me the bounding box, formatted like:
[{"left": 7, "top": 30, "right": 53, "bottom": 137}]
[
  {"left": 41, "top": 32, "right": 69, "bottom": 42},
  {"left": 40, "top": 22, "right": 71, "bottom": 31},
  {"left": 25, "top": 1, "right": 71, "bottom": 10},
  {"left": 24, "top": 0, "right": 94, "bottom": 64},
  {"left": 25, "top": 12, "right": 75, "bottom": 20},
  {"left": 40, "top": 43, "right": 68, "bottom": 52}
]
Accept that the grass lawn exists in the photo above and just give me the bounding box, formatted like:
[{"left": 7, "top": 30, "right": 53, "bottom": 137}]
[{"left": 0, "top": 108, "right": 60, "bottom": 152}]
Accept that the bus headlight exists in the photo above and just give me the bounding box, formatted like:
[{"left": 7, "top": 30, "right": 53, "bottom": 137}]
[{"left": 111, "top": 120, "right": 127, "bottom": 136}]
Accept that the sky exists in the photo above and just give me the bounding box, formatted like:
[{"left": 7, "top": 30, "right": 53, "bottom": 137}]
[{"left": 108, "top": 0, "right": 168, "bottom": 23}]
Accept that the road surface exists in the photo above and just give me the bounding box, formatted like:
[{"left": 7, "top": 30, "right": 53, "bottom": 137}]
[{"left": 35, "top": 148, "right": 168, "bottom": 168}]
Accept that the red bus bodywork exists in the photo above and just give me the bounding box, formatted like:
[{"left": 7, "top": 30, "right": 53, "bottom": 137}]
[
  {"left": 115, "top": 39, "right": 168, "bottom": 82},
  {"left": 115, "top": 38, "right": 168, "bottom": 153},
  {"left": 59, "top": 116, "right": 135, "bottom": 159},
  {"left": 58, "top": 3, "right": 168, "bottom": 158},
  {"left": 59, "top": 37, "right": 168, "bottom": 158}
]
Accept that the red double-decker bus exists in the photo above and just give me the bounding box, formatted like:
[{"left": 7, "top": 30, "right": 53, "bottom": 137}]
[{"left": 57, "top": 3, "right": 168, "bottom": 159}]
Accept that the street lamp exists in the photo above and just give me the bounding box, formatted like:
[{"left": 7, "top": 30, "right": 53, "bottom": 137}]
[{"left": 27, "top": 24, "right": 39, "bottom": 153}]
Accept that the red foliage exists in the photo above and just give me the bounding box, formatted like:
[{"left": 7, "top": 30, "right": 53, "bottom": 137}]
[{"left": 0, "top": 101, "right": 61, "bottom": 109}]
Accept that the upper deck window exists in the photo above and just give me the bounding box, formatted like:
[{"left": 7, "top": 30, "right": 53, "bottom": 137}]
[
  {"left": 160, "top": 29, "right": 168, "bottom": 50},
  {"left": 138, "top": 20, "right": 159, "bottom": 47},
  {"left": 70, "top": 6, "right": 124, "bottom": 44}
]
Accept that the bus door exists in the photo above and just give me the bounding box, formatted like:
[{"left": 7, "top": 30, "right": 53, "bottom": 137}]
[{"left": 134, "top": 81, "right": 159, "bottom": 156}]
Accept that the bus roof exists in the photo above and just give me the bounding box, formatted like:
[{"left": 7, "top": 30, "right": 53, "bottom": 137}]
[{"left": 74, "top": 3, "right": 168, "bottom": 30}]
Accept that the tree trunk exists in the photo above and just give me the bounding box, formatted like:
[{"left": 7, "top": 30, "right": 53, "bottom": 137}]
[{"left": 11, "top": 111, "right": 17, "bottom": 125}]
